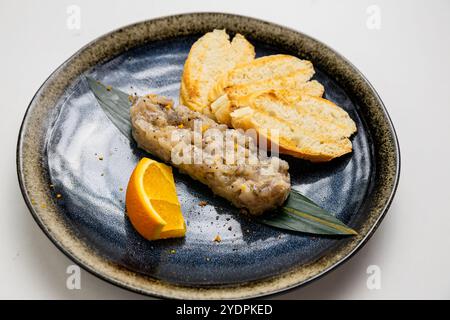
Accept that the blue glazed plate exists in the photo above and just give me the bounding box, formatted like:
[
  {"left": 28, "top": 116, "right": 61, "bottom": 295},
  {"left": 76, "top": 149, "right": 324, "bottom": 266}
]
[{"left": 17, "top": 13, "right": 400, "bottom": 299}]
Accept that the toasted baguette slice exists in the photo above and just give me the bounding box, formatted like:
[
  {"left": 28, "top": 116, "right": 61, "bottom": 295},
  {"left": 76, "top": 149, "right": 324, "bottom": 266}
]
[
  {"left": 209, "top": 54, "right": 323, "bottom": 126},
  {"left": 180, "top": 30, "right": 255, "bottom": 116},
  {"left": 208, "top": 54, "right": 316, "bottom": 104},
  {"left": 210, "top": 80, "right": 324, "bottom": 127},
  {"left": 226, "top": 78, "right": 324, "bottom": 102},
  {"left": 229, "top": 90, "right": 357, "bottom": 162}
]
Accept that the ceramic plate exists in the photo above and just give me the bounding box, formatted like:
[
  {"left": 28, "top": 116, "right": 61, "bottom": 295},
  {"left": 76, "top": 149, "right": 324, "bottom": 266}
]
[{"left": 17, "top": 13, "right": 400, "bottom": 299}]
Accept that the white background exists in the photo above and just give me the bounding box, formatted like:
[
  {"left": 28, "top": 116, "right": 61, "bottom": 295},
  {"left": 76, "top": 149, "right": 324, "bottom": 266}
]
[{"left": 1, "top": 0, "right": 449, "bottom": 299}]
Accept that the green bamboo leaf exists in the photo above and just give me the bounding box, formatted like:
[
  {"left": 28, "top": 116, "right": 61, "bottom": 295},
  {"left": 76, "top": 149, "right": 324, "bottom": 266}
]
[
  {"left": 86, "top": 78, "right": 357, "bottom": 237},
  {"left": 86, "top": 76, "right": 133, "bottom": 140},
  {"left": 259, "top": 189, "right": 357, "bottom": 235}
]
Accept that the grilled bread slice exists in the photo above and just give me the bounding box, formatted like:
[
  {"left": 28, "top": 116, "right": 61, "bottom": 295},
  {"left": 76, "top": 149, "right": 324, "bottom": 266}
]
[
  {"left": 226, "top": 78, "right": 324, "bottom": 102},
  {"left": 180, "top": 29, "right": 255, "bottom": 117},
  {"left": 211, "top": 79, "right": 324, "bottom": 126},
  {"left": 228, "top": 90, "right": 357, "bottom": 162},
  {"left": 208, "top": 54, "right": 317, "bottom": 104},
  {"left": 209, "top": 54, "right": 323, "bottom": 126}
]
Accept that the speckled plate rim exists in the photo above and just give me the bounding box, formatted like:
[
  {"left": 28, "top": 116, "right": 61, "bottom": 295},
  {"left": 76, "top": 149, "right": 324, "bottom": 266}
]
[{"left": 16, "top": 12, "right": 400, "bottom": 300}]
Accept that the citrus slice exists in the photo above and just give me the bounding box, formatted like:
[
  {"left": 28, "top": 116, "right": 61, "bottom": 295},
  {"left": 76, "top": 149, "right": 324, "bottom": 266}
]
[{"left": 125, "top": 158, "right": 186, "bottom": 240}]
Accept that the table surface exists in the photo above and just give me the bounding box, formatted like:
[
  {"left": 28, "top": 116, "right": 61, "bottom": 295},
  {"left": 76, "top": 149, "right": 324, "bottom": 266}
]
[{"left": 1, "top": 0, "right": 449, "bottom": 299}]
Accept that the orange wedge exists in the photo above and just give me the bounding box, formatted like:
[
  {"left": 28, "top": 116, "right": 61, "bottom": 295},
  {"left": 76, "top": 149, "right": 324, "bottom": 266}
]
[{"left": 125, "top": 158, "right": 186, "bottom": 240}]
